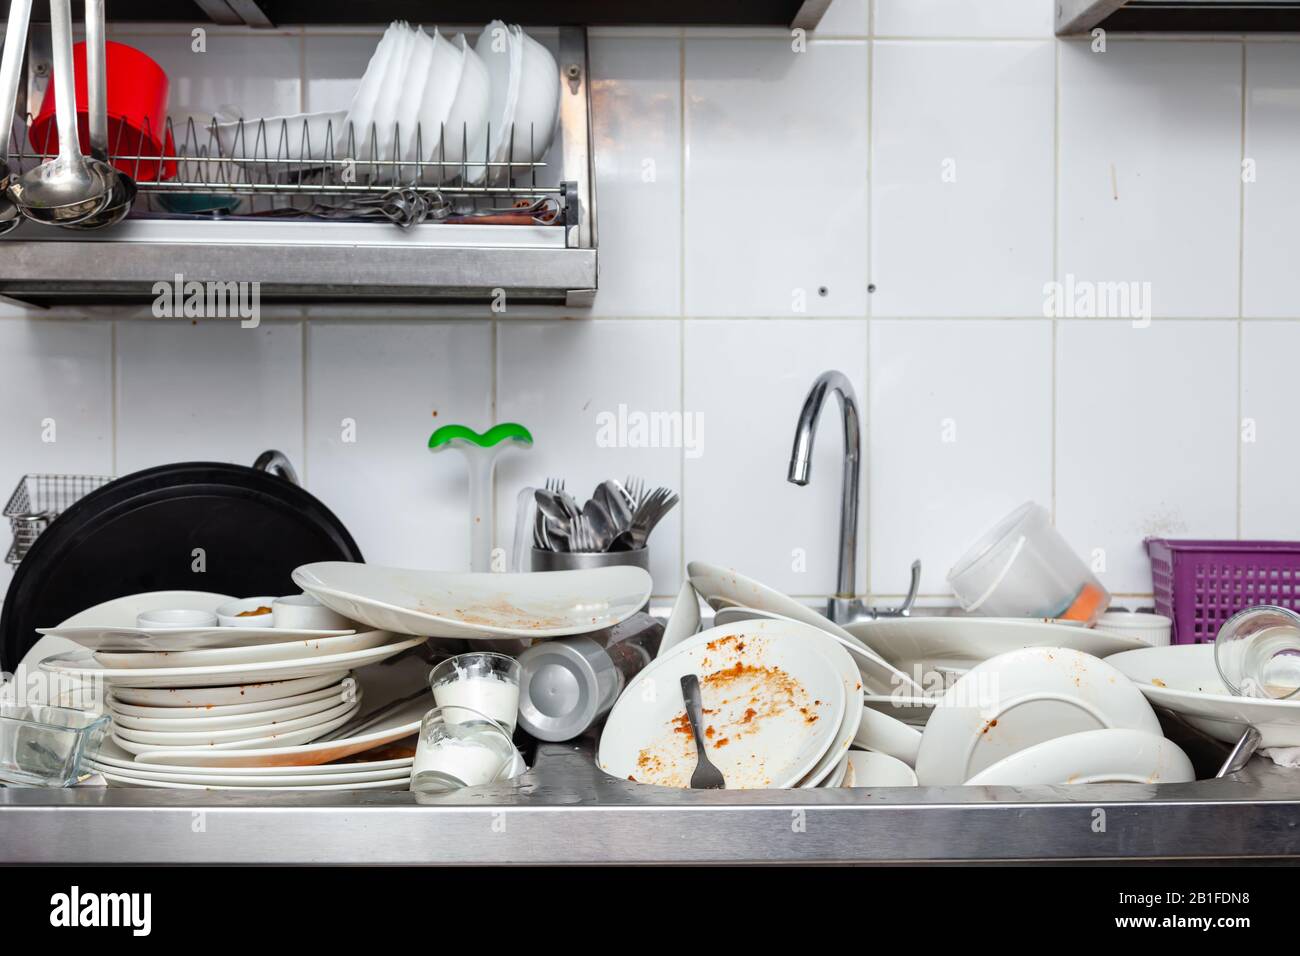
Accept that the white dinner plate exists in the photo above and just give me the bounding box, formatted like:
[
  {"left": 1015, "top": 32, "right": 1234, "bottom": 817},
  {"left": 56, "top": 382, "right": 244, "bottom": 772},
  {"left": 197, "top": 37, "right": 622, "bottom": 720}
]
[
  {"left": 108, "top": 680, "right": 349, "bottom": 722},
  {"left": 91, "top": 736, "right": 412, "bottom": 776},
  {"left": 42, "top": 623, "right": 357, "bottom": 653},
  {"left": 792, "top": 622, "right": 865, "bottom": 788},
  {"left": 964, "top": 728, "right": 1195, "bottom": 786},
  {"left": 658, "top": 581, "right": 701, "bottom": 658},
  {"left": 842, "top": 616, "right": 1149, "bottom": 674},
  {"left": 1108, "top": 643, "right": 1300, "bottom": 748},
  {"left": 293, "top": 562, "right": 651, "bottom": 640},
  {"left": 712, "top": 603, "right": 924, "bottom": 697},
  {"left": 110, "top": 700, "right": 360, "bottom": 754},
  {"left": 820, "top": 752, "right": 849, "bottom": 788},
  {"left": 598, "top": 619, "right": 844, "bottom": 790},
  {"left": 111, "top": 695, "right": 359, "bottom": 746},
  {"left": 110, "top": 687, "right": 349, "bottom": 732},
  {"left": 109, "top": 670, "right": 351, "bottom": 708},
  {"left": 92, "top": 629, "right": 390, "bottom": 669},
  {"left": 98, "top": 770, "right": 410, "bottom": 791},
  {"left": 133, "top": 696, "right": 428, "bottom": 768},
  {"left": 89, "top": 758, "right": 411, "bottom": 787},
  {"left": 915, "top": 647, "right": 1162, "bottom": 786},
  {"left": 39, "top": 635, "right": 425, "bottom": 688}
]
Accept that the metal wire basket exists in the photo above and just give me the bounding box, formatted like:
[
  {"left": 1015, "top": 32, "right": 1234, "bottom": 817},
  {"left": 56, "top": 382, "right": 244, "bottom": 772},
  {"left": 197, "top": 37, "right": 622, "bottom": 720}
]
[
  {"left": 4, "top": 474, "right": 113, "bottom": 566},
  {"left": 9, "top": 112, "right": 568, "bottom": 227}
]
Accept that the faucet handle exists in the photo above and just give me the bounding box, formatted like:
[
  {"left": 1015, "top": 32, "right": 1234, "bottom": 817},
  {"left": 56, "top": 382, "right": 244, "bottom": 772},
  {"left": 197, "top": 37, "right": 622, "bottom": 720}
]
[{"left": 870, "top": 559, "right": 922, "bottom": 619}]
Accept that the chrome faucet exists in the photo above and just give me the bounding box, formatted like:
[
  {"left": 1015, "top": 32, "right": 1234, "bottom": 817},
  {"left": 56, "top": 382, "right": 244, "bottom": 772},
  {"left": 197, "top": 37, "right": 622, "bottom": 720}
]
[{"left": 788, "top": 370, "right": 920, "bottom": 624}]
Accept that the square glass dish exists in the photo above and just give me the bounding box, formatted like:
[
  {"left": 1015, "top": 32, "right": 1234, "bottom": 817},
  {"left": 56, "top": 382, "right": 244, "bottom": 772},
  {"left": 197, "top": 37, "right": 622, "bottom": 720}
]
[{"left": 0, "top": 703, "right": 109, "bottom": 787}]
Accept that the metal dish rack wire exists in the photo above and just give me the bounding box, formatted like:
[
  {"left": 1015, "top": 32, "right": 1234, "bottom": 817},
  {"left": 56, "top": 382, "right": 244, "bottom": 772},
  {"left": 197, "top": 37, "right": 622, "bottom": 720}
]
[
  {"left": 9, "top": 112, "right": 569, "bottom": 228},
  {"left": 4, "top": 474, "right": 113, "bottom": 566}
]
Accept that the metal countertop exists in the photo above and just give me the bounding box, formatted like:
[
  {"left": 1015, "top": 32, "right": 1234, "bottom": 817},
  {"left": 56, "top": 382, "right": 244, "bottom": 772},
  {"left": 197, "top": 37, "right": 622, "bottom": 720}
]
[{"left": 3, "top": 739, "right": 1298, "bottom": 865}]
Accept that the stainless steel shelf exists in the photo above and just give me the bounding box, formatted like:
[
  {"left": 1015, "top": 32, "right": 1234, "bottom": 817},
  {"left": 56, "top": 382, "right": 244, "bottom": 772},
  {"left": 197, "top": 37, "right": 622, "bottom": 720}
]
[
  {"left": 1057, "top": 0, "right": 1300, "bottom": 35},
  {"left": 3, "top": 741, "right": 1298, "bottom": 865}
]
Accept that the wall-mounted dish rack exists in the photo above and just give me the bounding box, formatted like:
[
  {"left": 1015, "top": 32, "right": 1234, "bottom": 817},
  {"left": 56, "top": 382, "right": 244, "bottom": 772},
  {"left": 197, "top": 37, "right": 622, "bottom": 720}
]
[{"left": 0, "top": 25, "right": 597, "bottom": 306}]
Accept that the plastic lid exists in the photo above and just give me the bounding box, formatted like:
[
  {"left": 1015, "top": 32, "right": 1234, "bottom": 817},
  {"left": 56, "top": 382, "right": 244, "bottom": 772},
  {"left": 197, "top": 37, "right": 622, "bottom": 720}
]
[{"left": 515, "top": 640, "right": 602, "bottom": 742}]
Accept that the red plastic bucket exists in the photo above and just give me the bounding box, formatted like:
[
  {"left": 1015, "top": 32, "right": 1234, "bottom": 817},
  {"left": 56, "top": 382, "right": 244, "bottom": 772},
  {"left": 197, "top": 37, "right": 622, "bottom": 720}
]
[{"left": 28, "top": 40, "right": 174, "bottom": 181}]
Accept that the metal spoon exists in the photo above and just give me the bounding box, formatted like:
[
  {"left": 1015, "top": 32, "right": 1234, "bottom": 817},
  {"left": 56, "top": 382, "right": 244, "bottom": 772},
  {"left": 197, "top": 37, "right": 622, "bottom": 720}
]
[
  {"left": 65, "top": 0, "right": 134, "bottom": 230},
  {"left": 680, "top": 674, "right": 725, "bottom": 789},
  {"left": 0, "top": 0, "right": 33, "bottom": 235},
  {"left": 9, "top": 0, "right": 112, "bottom": 225}
]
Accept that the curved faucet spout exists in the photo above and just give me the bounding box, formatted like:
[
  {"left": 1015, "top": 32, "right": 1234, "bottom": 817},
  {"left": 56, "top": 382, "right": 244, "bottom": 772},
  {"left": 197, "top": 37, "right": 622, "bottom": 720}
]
[{"left": 787, "top": 370, "right": 860, "bottom": 600}]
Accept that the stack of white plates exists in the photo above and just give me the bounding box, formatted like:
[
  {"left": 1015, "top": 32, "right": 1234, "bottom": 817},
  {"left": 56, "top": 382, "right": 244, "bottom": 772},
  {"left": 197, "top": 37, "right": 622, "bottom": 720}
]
[{"left": 597, "top": 619, "right": 862, "bottom": 790}]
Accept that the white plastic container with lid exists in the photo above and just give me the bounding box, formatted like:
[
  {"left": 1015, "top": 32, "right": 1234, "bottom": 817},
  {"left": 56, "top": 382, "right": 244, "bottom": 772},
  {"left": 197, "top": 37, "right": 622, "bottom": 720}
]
[{"left": 947, "top": 502, "right": 1110, "bottom": 624}]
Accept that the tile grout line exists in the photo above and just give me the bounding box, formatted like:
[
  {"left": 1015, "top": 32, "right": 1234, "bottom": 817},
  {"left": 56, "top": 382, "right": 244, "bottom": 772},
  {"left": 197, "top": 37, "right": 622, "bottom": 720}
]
[
  {"left": 678, "top": 29, "right": 687, "bottom": 587},
  {"left": 1236, "top": 40, "right": 1248, "bottom": 538},
  {"left": 864, "top": 27, "right": 873, "bottom": 600},
  {"left": 1050, "top": 36, "right": 1061, "bottom": 527}
]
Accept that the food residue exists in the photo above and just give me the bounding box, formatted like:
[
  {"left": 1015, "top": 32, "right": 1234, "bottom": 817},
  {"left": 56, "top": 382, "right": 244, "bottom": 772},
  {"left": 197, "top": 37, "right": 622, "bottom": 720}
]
[{"left": 237, "top": 606, "right": 272, "bottom": 617}]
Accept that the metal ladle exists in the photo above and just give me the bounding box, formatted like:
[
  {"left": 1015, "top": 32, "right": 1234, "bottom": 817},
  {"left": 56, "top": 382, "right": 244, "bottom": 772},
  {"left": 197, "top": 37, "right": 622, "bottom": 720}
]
[
  {"left": 9, "top": 0, "right": 112, "bottom": 225},
  {"left": 66, "top": 0, "right": 134, "bottom": 230},
  {"left": 0, "top": 0, "right": 34, "bottom": 235}
]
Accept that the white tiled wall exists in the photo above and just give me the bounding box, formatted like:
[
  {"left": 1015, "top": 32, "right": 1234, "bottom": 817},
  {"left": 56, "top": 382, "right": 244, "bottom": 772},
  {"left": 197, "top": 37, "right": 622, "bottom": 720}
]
[{"left": 3, "top": 1, "right": 1298, "bottom": 608}]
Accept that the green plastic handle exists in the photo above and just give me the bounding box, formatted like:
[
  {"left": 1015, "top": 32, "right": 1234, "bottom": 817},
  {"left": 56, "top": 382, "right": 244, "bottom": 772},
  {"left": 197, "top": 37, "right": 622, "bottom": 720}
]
[{"left": 428, "top": 422, "right": 534, "bottom": 450}]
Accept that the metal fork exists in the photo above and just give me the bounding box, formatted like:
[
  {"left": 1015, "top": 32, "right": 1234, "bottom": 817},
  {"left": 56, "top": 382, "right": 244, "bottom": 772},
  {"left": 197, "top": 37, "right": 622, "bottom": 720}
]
[{"left": 680, "top": 674, "right": 725, "bottom": 789}]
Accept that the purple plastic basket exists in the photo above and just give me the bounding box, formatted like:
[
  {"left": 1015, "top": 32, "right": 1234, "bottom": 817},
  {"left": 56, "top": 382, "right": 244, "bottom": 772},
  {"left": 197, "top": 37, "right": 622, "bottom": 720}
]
[{"left": 1145, "top": 538, "right": 1300, "bottom": 645}]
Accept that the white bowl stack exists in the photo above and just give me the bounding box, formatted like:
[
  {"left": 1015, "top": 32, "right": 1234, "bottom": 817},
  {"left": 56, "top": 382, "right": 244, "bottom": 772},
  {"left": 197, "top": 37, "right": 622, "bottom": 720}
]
[{"left": 343, "top": 19, "right": 559, "bottom": 183}]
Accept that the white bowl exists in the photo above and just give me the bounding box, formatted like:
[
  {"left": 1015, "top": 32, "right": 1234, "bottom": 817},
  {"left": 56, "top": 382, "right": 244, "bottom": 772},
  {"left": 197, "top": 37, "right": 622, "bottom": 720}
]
[
  {"left": 843, "top": 750, "right": 918, "bottom": 788},
  {"left": 408, "top": 27, "right": 464, "bottom": 170},
  {"left": 271, "top": 594, "right": 351, "bottom": 631},
  {"left": 136, "top": 608, "right": 218, "bottom": 629},
  {"left": 440, "top": 33, "right": 491, "bottom": 180},
  {"left": 1094, "top": 610, "right": 1173, "bottom": 647},
  {"left": 473, "top": 20, "right": 521, "bottom": 184},
  {"left": 215, "top": 597, "right": 277, "bottom": 628}
]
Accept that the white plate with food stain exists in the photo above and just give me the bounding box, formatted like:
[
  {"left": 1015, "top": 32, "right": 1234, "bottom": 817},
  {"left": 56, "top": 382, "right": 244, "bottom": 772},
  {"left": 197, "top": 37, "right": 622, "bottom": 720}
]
[
  {"left": 293, "top": 562, "right": 651, "bottom": 640},
  {"left": 914, "top": 646, "right": 1161, "bottom": 786},
  {"left": 964, "top": 728, "right": 1194, "bottom": 786},
  {"left": 598, "top": 619, "right": 844, "bottom": 790},
  {"left": 1108, "top": 643, "right": 1300, "bottom": 748},
  {"left": 689, "top": 563, "right": 924, "bottom": 697}
]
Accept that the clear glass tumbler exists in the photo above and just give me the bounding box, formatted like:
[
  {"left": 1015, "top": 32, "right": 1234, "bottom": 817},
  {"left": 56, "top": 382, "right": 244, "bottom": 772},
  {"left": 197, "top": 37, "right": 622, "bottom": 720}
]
[
  {"left": 1215, "top": 605, "right": 1300, "bottom": 700},
  {"left": 429, "top": 651, "right": 521, "bottom": 733}
]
